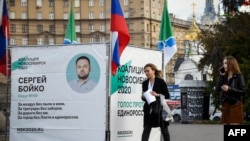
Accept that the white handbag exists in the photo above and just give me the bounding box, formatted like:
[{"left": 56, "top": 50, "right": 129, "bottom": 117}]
[{"left": 160, "top": 94, "right": 173, "bottom": 122}]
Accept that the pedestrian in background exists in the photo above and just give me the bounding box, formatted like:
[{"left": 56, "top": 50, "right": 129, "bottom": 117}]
[
  {"left": 141, "top": 63, "right": 170, "bottom": 141},
  {"left": 216, "top": 56, "right": 246, "bottom": 125}
]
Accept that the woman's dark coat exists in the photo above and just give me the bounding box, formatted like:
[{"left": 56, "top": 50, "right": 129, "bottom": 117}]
[
  {"left": 142, "top": 77, "right": 170, "bottom": 127},
  {"left": 216, "top": 73, "right": 246, "bottom": 103}
]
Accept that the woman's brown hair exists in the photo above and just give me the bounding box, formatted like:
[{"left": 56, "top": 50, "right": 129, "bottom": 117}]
[
  {"left": 224, "top": 56, "right": 241, "bottom": 74},
  {"left": 144, "top": 63, "right": 163, "bottom": 78}
]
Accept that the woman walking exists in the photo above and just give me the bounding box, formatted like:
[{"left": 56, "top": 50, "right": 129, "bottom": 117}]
[{"left": 141, "top": 63, "right": 171, "bottom": 141}]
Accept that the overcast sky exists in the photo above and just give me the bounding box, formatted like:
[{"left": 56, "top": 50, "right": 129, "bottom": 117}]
[{"left": 167, "top": 0, "right": 220, "bottom": 21}]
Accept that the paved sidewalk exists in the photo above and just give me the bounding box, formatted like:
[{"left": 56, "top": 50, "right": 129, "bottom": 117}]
[{"left": 169, "top": 123, "right": 224, "bottom": 141}]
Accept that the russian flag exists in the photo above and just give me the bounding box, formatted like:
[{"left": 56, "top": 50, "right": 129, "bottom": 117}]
[
  {"left": 111, "top": 0, "right": 130, "bottom": 75},
  {"left": 0, "top": 0, "right": 10, "bottom": 76}
]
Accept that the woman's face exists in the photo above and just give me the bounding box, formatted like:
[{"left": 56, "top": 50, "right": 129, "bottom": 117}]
[
  {"left": 223, "top": 59, "right": 228, "bottom": 72},
  {"left": 144, "top": 66, "right": 155, "bottom": 79}
]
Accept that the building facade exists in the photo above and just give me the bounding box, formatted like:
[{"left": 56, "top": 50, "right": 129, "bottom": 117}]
[
  {"left": 7, "top": 0, "right": 203, "bottom": 84},
  {"left": 8, "top": 0, "right": 167, "bottom": 47}
]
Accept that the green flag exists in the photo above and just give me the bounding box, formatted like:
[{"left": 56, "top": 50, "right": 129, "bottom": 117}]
[
  {"left": 158, "top": 0, "right": 177, "bottom": 65},
  {"left": 64, "top": 0, "right": 77, "bottom": 44}
]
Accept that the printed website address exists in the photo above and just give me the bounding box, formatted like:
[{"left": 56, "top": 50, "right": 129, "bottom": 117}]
[{"left": 17, "top": 127, "right": 44, "bottom": 133}]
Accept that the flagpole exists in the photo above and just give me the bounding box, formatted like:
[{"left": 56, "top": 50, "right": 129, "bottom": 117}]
[
  {"left": 109, "top": 1, "right": 130, "bottom": 140},
  {"left": 5, "top": 24, "right": 8, "bottom": 79},
  {"left": 162, "top": 51, "right": 166, "bottom": 81},
  {"left": 4, "top": 18, "right": 10, "bottom": 141},
  {"left": 70, "top": 0, "right": 73, "bottom": 43},
  {"left": 105, "top": 33, "right": 112, "bottom": 141}
]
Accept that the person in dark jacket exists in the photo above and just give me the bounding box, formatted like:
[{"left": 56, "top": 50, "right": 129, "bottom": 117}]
[
  {"left": 216, "top": 56, "right": 246, "bottom": 125},
  {"left": 141, "top": 63, "right": 170, "bottom": 141}
]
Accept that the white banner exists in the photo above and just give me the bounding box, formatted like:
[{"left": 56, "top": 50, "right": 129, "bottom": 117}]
[
  {"left": 10, "top": 44, "right": 107, "bottom": 141},
  {"left": 110, "top": 47, "right": 162, "bottom": 141}
]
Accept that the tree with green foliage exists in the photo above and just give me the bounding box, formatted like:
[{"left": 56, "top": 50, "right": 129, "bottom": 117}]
[
  {"left": 222, "top": 0, "right": 245, "bottom": 15},
  {"left": 198, "top": 12, "right": 250, "bottom": 119}
]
